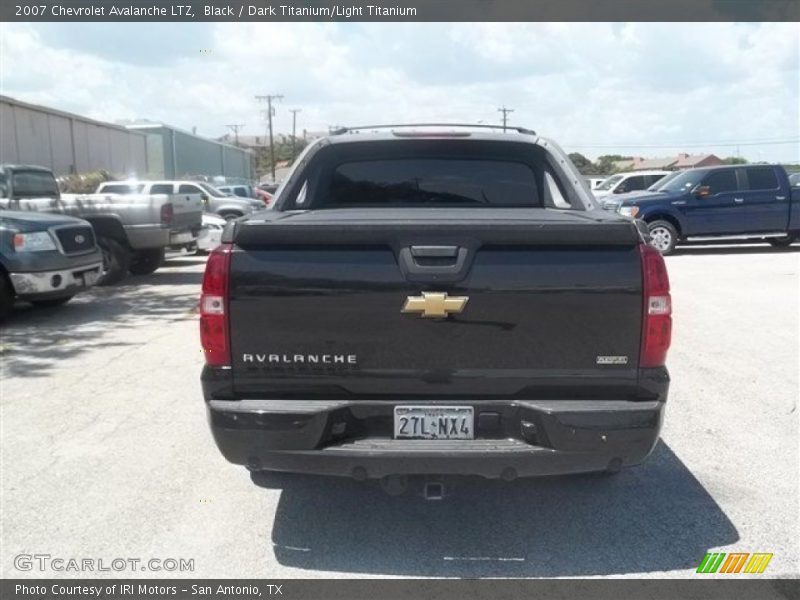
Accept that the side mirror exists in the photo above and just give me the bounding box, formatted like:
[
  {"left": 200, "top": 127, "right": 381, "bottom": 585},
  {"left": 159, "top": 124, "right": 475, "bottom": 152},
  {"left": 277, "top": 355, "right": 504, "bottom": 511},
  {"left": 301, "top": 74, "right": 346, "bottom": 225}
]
[{"left": 694, "top": 185, "right": 711, "bottom": 198}]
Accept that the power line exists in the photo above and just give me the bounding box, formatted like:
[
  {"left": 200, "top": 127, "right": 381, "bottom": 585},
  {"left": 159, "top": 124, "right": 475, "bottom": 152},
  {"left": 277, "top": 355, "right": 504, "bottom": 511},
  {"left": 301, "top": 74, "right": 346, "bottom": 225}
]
[
  {"left": 289, "top": 109, "right": 301, "bottom": 159},
  {"left": 255, "top": 94, "right": 284, "bottom": 180},
  {"left": 565, "top": 138, "right": 800, "bottom": 149},
  {"left": 225, "top": 124, "right": 245, "bottom": 146},
  {"left": 497, "top": 106, "right": 514, "bottom": 132}
]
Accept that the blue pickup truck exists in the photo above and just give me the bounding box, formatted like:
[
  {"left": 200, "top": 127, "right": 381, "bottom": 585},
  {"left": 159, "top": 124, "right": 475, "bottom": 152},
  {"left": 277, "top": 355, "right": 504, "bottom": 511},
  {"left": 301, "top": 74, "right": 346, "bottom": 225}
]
[{"left": 602, "top": 164, "right": 799, "bottom": 254}]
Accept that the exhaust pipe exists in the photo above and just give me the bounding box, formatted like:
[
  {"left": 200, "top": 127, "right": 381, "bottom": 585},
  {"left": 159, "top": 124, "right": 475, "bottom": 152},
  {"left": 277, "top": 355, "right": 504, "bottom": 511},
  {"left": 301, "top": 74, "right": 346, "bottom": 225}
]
[{"left": 423, "top": 481, "right": 445, "bottom": 501}]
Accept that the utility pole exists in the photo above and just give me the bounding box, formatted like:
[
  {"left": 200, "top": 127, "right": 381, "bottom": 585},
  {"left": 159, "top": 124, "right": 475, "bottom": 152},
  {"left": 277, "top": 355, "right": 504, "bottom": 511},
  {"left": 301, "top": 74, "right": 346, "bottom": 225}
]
[
  {"left": 226, "top": 123, "right": 245, "bottom": 146},
  {"left": 498, "top": 106, "right": 514, "bottom": 132},
  {"left": 255, "top": 94, "right": 283, "bottom": 180},
  {"left": 289, "top": 109, "right": 301, "bottom": 159}
]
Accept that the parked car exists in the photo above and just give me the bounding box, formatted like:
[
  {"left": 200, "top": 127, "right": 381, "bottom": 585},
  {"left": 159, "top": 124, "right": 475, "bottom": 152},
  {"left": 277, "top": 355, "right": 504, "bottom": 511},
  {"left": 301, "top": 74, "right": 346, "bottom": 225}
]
[
  {"left": 217, "top": 184, "right": 272, "bottom": 207},
  {"left": 200, "top": 124, "right": 671, "bottom": 493},
  {"left": 607, "top": 164, "right": 799, "bottom": 254},
  {"left": 196, "top": 213, "right": 226, "bottom": 255},
  {"left": 584, "top": 177, "right": 607, "bottom": 190},
  {"left": 258, "top": 182, "right": 280, "bottom": 195},
  {"left": 217, "top": 184, "right": 254, "bottom": 198},
  {"left": 0, "top": 166, "right": 203, "bottom": 285},
  {"left": 253, "top": 187, "right": 273, "bottom": 206},
  {"left": 0, "top": 210, "right": 103, "bottom": 319},
  {"left": 593, "top": 170, "right": 671, "bottom": 200},
  {"left": 109, "top": 181, "right": 263, "bottom": 221}
]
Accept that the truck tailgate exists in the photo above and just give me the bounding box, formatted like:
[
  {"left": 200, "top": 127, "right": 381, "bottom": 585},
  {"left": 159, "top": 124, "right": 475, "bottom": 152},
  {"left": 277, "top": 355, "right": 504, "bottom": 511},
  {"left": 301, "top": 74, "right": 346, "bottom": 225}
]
[
  {"left": 228, "top": 208, "right": 644, "bottom": 399},
  {"left": 167, "top": 193, "right": 203, "bottom": 230}
]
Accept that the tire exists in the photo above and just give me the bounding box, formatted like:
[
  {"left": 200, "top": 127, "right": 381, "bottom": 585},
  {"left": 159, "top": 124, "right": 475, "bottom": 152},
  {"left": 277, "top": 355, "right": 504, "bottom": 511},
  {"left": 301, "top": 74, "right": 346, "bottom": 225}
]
[
  {"left": 97, "top": 236, "right": 131, "bottom": 286},
  {"left": 647, "top": 220, "right": 679, "bottom": 255},
  {"left": 31, "top": 295, "right": 74, "bottom": 308},
  {"left": 219, "top": 211, "right": 243, "bottom": 221},
  {"left": 0, "top": 273, "right": 14, "bottom": 321},
  {"left": 769, "top": 235, "right": 795, "bottom": 248},
  {"left": 195, "top": 248, "right": 209, "bottom": 256},
  {"left": 128, "top": 247, "right": 165, "bottom": 275}
]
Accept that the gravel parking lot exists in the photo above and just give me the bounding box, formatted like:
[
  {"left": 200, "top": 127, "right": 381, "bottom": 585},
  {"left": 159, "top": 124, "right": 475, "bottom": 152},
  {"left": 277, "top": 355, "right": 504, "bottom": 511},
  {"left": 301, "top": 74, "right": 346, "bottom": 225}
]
[{"left": 1, "top": 246, "right": 797, "bottom": 579}]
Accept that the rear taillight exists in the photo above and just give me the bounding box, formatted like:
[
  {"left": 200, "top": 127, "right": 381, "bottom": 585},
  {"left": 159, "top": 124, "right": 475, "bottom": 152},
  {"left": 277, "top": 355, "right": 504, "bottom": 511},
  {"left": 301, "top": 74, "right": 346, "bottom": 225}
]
[
  {"left": 160, "top": 203, "right": 174, "bottom": 225},
  {"left": 639, "top": 244, "right": 672, "bottom": 368},
  {"left": 639, "top": 243, "right": 672, "bottom": 368},
  {"left": 200, "top": 243, "right": 233, "bottom": 366}
]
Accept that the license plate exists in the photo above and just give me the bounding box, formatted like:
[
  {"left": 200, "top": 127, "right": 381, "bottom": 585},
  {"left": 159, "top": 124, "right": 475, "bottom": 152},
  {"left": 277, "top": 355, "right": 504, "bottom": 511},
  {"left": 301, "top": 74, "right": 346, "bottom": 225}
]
[
  {"left": 78, "top": 269, "right": 100, "bottom": 287},
  {"left": 394, "top": 406, "right": 474, "bottom": 440}
]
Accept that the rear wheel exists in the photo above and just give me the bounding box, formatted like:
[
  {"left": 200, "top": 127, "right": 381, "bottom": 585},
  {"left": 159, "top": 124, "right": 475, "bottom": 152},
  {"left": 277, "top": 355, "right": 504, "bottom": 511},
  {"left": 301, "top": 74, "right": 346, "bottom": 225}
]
[
  {"left": 219, "top": 211, "right": 243, "bottom": 221},
  {"left": 0, "top": 273, "right": 14, "bottom": 321},
  {"left": 769, "top": 235, "right": 795, "bottom": 248},
  {"left": 97, "top": 236, "right": 131, "bottom": 286},
  {"left": 31, "top": 295, "right": 74, "bottom": 308},
  {"left": 647, "top": 220, "right": 678, "bottom": 255},
  {"left": 128, "top": 248, "right": 165, "bottom": 275}
]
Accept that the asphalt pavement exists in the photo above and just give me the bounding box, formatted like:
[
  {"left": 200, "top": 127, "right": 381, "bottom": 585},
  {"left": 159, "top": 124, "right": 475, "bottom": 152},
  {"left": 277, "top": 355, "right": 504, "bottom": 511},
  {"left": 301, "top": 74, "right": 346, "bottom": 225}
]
[{"left": 1, "top": 246, "right": 797, "bottom": 578}]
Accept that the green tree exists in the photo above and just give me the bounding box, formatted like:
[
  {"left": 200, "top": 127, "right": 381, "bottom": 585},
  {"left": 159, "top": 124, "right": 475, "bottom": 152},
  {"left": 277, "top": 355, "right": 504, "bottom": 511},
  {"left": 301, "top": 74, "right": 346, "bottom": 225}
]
[
  {"left": 254, "top": 138, "right": 310, "bottom": 180},
  {"left": 721, "top": 156, "right": 748, "bottom": 165},
  {"left": 58, "top": 170, "right": 120, "bottom": 193},
  {"left": 595, "top": 154, "right": 631, "bottom": 176},
  {"left": 568, "top": 152, "right": 595, "bottom": 175}
]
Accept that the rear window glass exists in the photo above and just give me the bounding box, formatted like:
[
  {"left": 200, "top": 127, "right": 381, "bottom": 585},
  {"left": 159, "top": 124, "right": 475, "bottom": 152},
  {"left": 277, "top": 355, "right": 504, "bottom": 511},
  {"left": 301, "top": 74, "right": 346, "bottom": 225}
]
[
  {"left": 100, "top": 183, "right": 144, "bottom": 194},
  {"left": 12, "top": 171, "right": 60, "bottom": 197},
  {"left": 328, "top": 159, "right": 540, "bottom": 207},
  {"left": 746, "top": 167, "right": 779, "bottom": 191}
]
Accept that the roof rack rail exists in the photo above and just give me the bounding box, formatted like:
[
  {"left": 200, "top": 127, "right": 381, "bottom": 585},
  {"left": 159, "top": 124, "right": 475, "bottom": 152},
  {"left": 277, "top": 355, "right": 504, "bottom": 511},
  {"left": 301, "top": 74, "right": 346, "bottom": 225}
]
[{"left": 329, "top": 123, "right": 537, "bottom": 136}]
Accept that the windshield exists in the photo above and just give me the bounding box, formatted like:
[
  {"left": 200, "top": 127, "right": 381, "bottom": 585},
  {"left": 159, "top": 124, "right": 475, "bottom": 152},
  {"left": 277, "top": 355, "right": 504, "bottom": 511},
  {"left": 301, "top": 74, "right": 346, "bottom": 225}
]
[
  {"left": 595, "top": 175, "right": 623, "bottom": 191},
  {"left": 654, "top": 170, "right": 706, "bottom": 193},
  {"left": 198, "top": 182, "right": 227, "bottom": 198},
  {"left": 648, "top": 171, "right": 680, "bottom": 191},
  {"left": 12, "top": 170, "right": 60, "bottom": 197}
]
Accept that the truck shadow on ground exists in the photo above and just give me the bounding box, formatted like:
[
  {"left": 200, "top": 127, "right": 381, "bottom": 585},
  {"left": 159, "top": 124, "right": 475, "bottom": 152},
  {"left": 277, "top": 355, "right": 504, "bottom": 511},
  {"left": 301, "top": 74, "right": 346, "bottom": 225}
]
[
  {"left": 261, "top": 441, "right": 738, "bottom": 577},
  {"left": 1, "top": 262, "right": 202, "bottom": 378}
]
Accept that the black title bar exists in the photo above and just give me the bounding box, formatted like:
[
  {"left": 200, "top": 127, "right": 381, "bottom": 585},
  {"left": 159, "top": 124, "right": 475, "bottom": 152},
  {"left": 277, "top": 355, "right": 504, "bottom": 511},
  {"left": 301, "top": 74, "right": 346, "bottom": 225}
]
[{"left": 3, "top": 0, "right": 799, "bottom": 22}]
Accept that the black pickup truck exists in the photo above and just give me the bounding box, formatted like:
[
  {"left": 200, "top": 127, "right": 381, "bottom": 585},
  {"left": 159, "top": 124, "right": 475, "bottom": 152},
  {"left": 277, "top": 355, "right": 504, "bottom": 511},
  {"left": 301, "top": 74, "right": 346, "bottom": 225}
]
[{"left": 200, "top": 125, "right": 672, "bottom": 489}]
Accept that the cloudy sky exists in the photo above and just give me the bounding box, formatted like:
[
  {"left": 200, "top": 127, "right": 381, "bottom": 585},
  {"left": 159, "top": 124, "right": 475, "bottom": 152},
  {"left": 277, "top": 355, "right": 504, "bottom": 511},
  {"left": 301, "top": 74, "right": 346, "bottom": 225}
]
[{"left": 1, "top": 22, "right": 798, "bottom": 162}]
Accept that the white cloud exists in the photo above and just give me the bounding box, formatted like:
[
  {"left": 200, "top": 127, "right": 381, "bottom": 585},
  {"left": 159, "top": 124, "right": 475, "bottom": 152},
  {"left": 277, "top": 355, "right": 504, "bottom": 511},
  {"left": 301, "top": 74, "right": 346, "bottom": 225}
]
[{"left": 1, "top": 22, "right": 797, "bottom": 162}]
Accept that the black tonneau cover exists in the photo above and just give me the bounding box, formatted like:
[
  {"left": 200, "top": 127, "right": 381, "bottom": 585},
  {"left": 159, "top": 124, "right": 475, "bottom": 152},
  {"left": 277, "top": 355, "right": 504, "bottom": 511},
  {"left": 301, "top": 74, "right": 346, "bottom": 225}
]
[{"left": 232, "top": 208, "right": 641, "bottom": 247}]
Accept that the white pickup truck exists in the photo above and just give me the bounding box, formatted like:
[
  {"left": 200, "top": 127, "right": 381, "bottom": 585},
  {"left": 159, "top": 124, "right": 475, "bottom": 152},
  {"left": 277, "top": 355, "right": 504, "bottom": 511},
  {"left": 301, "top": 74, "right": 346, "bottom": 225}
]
[{"left": 0, "top": 165, "right": 203, "bottom": 284}]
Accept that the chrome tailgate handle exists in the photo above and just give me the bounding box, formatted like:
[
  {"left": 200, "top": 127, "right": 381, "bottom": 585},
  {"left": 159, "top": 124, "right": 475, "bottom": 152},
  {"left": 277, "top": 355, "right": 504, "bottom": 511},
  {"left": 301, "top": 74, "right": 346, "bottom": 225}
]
[{"left": 410, "top": 245, "right": 459, "bottom": 258}]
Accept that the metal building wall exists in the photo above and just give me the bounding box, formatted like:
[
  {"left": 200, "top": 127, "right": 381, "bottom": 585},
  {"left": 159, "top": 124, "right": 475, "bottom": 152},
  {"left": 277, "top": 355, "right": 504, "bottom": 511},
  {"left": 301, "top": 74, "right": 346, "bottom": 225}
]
[
  {"left": 137, "top": 125, "right": 253, "bottom": 181},
  {"left": 0, "top": 95, "right": 148, "bottom": 176}
]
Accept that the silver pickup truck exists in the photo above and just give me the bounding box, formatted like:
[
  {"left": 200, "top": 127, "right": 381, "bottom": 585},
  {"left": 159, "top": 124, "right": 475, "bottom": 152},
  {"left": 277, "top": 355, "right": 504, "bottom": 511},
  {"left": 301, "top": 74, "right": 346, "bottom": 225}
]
[
  {"left": 0, "top": 165, "right": 203, "bottom": 285},
  {"left": 97, "top": 180, "right": 263, "bottom": 221}
]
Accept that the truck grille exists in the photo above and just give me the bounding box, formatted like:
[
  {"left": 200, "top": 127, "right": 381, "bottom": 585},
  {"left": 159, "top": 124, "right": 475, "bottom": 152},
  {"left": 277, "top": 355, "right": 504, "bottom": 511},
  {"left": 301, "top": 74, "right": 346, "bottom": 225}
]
[{"left": 55, "top": 225, "right": 96, "bottom": 255}]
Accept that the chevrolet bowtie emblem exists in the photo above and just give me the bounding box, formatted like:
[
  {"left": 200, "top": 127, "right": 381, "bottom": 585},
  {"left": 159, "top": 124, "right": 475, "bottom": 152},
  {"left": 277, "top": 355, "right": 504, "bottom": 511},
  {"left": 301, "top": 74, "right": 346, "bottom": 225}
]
[{"left": 401, "top": 292, "right": 469, "bottom": 319}]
